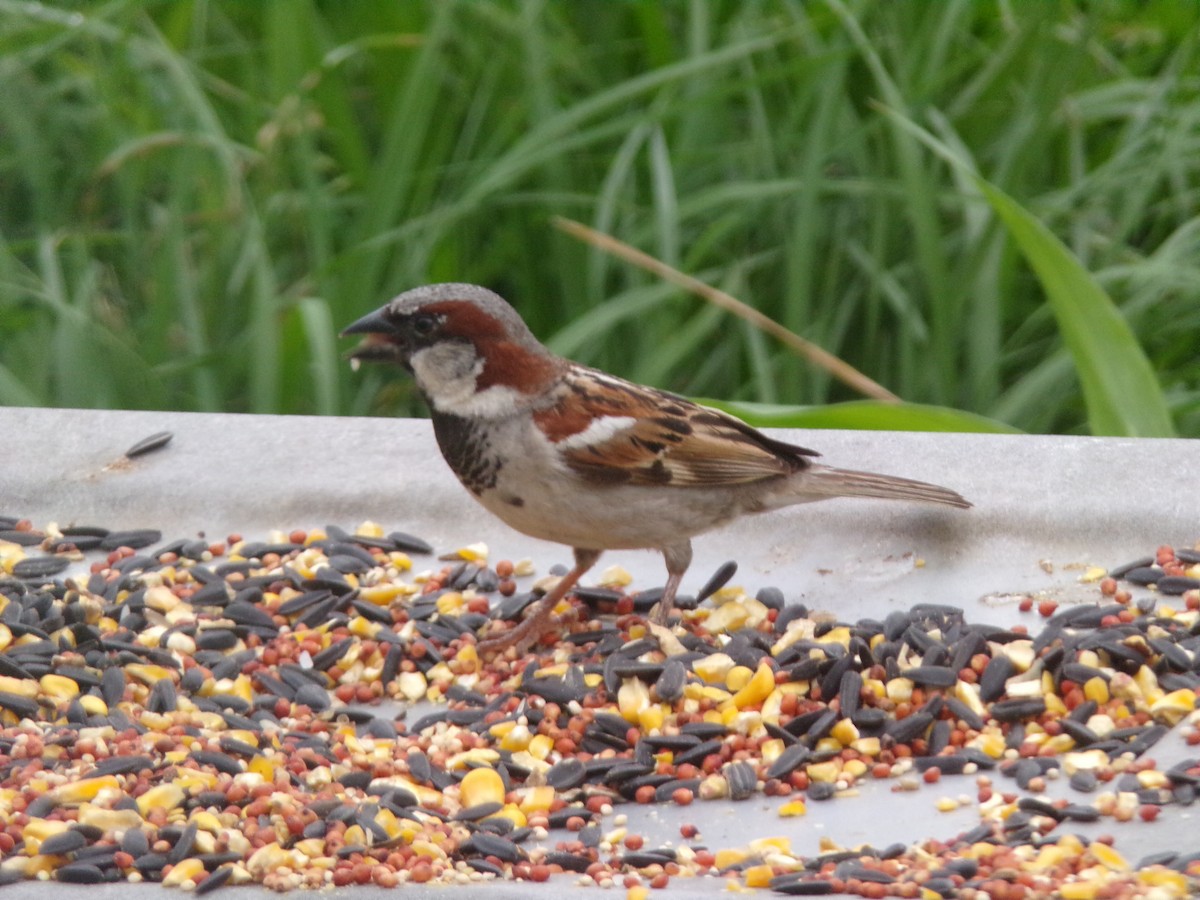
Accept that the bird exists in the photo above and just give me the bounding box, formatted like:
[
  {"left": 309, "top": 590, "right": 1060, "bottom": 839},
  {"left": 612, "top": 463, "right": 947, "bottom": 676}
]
[{"left": 342, "top": 283, "right": 970, "bottom": 655}]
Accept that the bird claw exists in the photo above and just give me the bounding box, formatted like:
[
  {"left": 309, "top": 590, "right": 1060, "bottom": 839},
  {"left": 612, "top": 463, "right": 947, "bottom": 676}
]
[
  {"left": 648, "top": 602, "right": 673, "bottom": 627},
  {"left": 477, "top": 611, "right": 573, "bottom": 657}
]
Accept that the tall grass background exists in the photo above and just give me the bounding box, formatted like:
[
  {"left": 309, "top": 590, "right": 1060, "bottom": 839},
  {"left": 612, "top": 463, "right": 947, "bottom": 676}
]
[{"left": 1, "top": 1, "right": 1197, "bottom": 437}]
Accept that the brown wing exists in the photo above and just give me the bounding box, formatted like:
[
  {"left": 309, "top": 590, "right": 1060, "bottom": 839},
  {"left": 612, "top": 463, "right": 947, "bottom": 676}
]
[{"left": 534, "top": 367, "right": 818, "bottom": 487}]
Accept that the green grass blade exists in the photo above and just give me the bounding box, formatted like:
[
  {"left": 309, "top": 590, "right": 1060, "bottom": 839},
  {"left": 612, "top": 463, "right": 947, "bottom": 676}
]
[
  {"left": 878, "top": 107, "right": 1176, "bottom": 438},
  {"left": 296, "top": 296, "right": 339, "bottom": 416},
  {"left": 976, "top": 181, "right": 1175, "bottom": 437},
  {"left": 705, "top": 399, "right": 1021, "bottom": 435}
]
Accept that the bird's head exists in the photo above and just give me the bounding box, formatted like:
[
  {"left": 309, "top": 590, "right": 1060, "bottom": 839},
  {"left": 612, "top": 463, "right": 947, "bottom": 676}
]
[{"left": 342, "top": 283, "right": 562, "bottom": 417}]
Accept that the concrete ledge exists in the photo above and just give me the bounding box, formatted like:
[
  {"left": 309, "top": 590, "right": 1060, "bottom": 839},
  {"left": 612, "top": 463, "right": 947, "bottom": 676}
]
[{"left": 1, "top": 407, "right": 1197, "bottom": 897}]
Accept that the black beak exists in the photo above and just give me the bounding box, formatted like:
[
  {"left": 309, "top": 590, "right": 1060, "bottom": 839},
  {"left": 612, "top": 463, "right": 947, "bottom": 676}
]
[
  {"left": 342, "top": 306, "right": 407, "bottom": 368},
  {"left": 340, "top": 306, "right": 396, "bottom": 337}
]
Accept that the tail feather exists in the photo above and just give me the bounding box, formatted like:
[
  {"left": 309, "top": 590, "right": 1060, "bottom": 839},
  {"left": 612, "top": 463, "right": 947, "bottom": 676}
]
[{"left": 801, "top": 464, "right": 972, "bottom": 509}]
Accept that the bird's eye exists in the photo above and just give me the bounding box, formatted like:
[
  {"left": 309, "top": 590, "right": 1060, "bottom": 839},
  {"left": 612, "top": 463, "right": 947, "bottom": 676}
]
[{"left": 411, "top": 314, "right": 438, "bottom": 337}]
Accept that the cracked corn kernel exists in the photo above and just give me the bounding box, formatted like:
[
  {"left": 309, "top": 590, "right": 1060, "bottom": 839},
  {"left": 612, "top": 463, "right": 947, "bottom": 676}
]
[
  {"left": 618, "top": 678, "right": 651, "bottom": 722},
  {"left": 1150, "top": 688, "right": 1197, "bottom": 725},
  {"left": 459, "top": 767, "right": 505, "bottom": 808},
  {"left": 1058, "top": 884, "right": 1099, "bottom": 900},
  {"left": 136, "top": 783, "right": 185, "bottom": 816},
  {"left": 729, "top": 661, "right": 775, "bottom": 709},
  {"left": 162, "top": 858, "right": 205, "bottom": 887},
  {"left": 693, "top": 653, "right": 735, "bottom": 683},
  {"left": 1088, "top": 842, "right": 1129, "bottom": 872},
  {"left": 743, "top": 864, "right": 774, "bottom": 887}
]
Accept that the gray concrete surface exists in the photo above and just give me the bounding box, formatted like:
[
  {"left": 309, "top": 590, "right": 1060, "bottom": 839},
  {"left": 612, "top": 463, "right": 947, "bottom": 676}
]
[{"left": 1, "top": 406, "right": 1198, "bottom": 896}]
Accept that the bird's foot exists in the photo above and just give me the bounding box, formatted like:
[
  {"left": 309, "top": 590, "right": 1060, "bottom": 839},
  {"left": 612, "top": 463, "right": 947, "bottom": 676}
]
[
  {"left": 648, "top": 601, "right": 674, "bottom": 627},
  {"left": 477, "top": 607, "right": 574, "bottom": 657}
]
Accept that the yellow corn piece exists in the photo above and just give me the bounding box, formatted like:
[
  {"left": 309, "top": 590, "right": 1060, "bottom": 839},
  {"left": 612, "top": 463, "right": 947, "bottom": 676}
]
[
  {"left": 125, "top": 663, "right": 175, "bottom": 685},
  {"left": 162, "top": 857, "right": 205, "bottom": 887},
  {"left": 851, "top": 737, "right": 882, "bottom": 757},
  {"left": 693, "top": 652, "right": 735, "bottom": 683},
  {"left": 807, "top": 761, "right": 840, "bottom": 783},
  {"left": 485, "top": 803, "right": 526, "bottom": 829},
  {"left": 637, "top": 704, "right": 664, "bottom": 733},
  {"left": 705, "top": 601, "right": 750, "bottom": 633},
  {"left": 519, "top": 786, "right": 555, "bottom": 814},
  {"left": 398, "top": 671, "right": 427, "bottom": 702},
  {"left": 137, "top": 783, "right": 185, "bottom": 816},
  {"left": 618, "top": 678, "right": 650, "bottom": 723},
  {"left": 0, "top": 675, "right": 37, "bottom": 698},
  {"left": 729, "top": 661, "right": 775, "bottom": 710},
  {"left": 830, "top": 718, "right": 859, "bottom": 746},
  {"left": 38, "top": 673, "right": 78, "bottom": 702},
  {"left": 527, "top": 734, "right": 554, "bottom": 760},
  {"left": 22, "top": 818, "right": 69, "bottom": 852},
  {"left": 459, "top": 767, "right": 505, "bottom": 808},
  {"left": 1150, "top": 688, "right": 1196, "bottom": 725},
  {"left": 52, "top": 775, "right": 120, "bottom": 804},
  {"left": 714, "top": 848, "right": 747, "bottom": 870},
  {"left": 1083, "top": 676, "right": 1109, "bottom": 704},
  {"left": 1057, "top": 883, "right": 1099, "bottom": 900},
  {"left": 1088, "top": 841, "right": 1129, "bottom": 872},
  {"left": 77, "top": 807, "right": 143, "bottom": 833},
  {"left": 743, "top": 864, "right": 774, "bottom": 887},
  {"left": 886, "top": 677, "right": 914, "bottom": 703},
  {"left": 359, "top": 583, "right": 405, "bottom": 605},
  {"left": 1137, "top": 867, "right": 1189, "bottom": 893}
]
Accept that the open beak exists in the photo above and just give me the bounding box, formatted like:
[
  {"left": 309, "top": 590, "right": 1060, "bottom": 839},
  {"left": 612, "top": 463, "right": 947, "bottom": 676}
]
[{"left": 341, "top": 307, "right": 405, "bottom": 369}]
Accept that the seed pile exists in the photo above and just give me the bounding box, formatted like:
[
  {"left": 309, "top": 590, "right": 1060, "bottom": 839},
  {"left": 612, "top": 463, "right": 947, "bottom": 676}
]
[{"left": 1, "top": 515, "right": 1199, "bottom": 897}]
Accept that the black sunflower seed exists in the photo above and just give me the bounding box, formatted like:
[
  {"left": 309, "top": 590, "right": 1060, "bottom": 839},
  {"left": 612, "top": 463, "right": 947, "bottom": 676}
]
[
  {"left": 88, "top": 754, "right": 155, "bottom": 778},
  {"left": 125, "top": 431, "right": 174, "bottom": 458},
  {"left": 696, "top": 560, "right": 737, "bottom": 602},
  {"left": 55, "top": 863, "right": 104, "bottom": 884},
  {"left": 191, "top": 751, "right": 243, "bottom": 775},
  {"left": 1062, "top": 803, "right": 1101, "bottom": 822},
  {"left": 724, "top": 760, "right": 757, "bottom": 800},
  {"left": 978, "top": 655, "right": 1015, "bottom": 702},
  {"left": 461, "top": 831, "right": 523, "bottom": 862},
  {"left": 1059, "top": 719, "right": 1100, "bottom": 746},
  {"left": 673, "top": 738, "right": 723, "bottom": 768},
  {"left": 544, "top": 850, "right": 593, "bottom": 872},
  {"left": 13, "top": 556, "right": 70, "bottom": 579},
  {"left": 195, "top": 865, "right": 233, "bottom": 895},
  {"left": 766, "top": 743, "right": 812, "bottom": 780},
  {"left": 991, "top": 698, "right": 1046, "bottom": 722},
  {"left": 99, "top": 529, "right": 162, "bottom": 551},
  {"left": 1121, "top": 566, "right": 1162, "bottom": 586},
  {"left": 293, "top": 683, "right": 331, "bottom": 711},
  {"left": 903, "top": 666, "right": 957, "bottom": 688},
  {"left": 913, "top": 755, "right": 968, "bottom": 775},
  {"left": 39, "top": 829, "right": 89, "bottom": 855},
  {"left": 886, "top": 711, "right": 933, "bottom": 743},
  {"left": 546, "top": 758, "right": 587, "bottom": 791},
  {"left": 0, "top": 691, "right": 39, "bottom": 719},
  {"left": 769, "top": 873, "right": 836, "bottom": 894},
  {"left": 1159, "top": 576, "right": 1200, "bottom": 596},
  {"left": 1108, "top": 557, "right": 1154, "bottom": 579}
]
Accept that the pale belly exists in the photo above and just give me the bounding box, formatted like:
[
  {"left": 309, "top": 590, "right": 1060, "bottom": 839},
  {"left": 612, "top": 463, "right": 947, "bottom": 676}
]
[{"left": 432, "top": 410, "right": 783, "bottom": 551}]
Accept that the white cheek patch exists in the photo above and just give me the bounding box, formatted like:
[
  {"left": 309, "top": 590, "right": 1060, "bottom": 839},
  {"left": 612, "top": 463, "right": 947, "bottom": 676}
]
[
  {"left": 555, "top": 415, "right": 637, "bottom": 449},
  {"left": 410, "top": 344, "right": 526, "bottom": 418}
]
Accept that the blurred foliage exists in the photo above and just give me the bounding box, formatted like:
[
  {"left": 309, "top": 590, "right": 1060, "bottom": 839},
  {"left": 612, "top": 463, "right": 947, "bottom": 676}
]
[{"left": 1, "top": 0, "right": 1197, "bottom": 436}]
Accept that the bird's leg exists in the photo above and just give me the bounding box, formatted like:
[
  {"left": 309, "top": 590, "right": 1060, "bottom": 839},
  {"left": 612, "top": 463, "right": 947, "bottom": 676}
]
[
  {"left": 649, "top": 541, "right": 692, "bottom": 626},
  {"left": 479, "top": 548, "right": 601, "bottom": 656}
]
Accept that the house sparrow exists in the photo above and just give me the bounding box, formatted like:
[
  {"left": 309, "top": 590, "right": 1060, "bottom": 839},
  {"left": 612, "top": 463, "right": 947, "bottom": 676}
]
[{"left": 343, "top": 283, "right": 970, "bottom": 654}]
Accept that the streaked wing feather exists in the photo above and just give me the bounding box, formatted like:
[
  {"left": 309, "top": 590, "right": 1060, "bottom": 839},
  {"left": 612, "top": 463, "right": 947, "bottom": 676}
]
[{"left": 536, "top": 369, "right": 815, "bottom": 487}]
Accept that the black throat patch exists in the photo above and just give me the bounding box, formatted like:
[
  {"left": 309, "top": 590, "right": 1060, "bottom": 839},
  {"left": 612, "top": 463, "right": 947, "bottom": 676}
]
[{"left": 430, "top": 411, "right": 502, "bottom": 496}]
